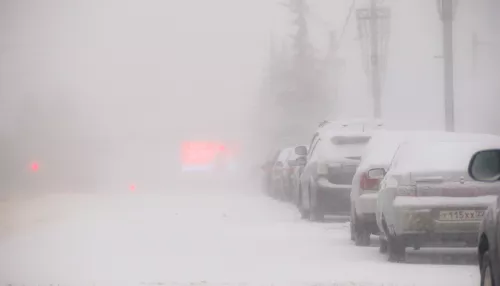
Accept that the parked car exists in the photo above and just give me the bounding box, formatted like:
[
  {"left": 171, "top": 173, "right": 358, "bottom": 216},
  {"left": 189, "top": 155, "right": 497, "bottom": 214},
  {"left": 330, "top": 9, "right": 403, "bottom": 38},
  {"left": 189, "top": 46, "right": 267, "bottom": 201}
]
[
  {"left": 290, "top": 146, "right": 308, "bottom": 206},
  {"left": 469, "top": 149, "right": 500, "bottom": 286},
  {"left": 317, "top": 118, "right": 384, "bottom": 133},
  {"left": 376, "top": 138, "right": 500, "bottom": 262},
  {"left": 271, "top": 147, "right": 306, "bottom": 201},
  {"left": 261, "top": 150, "right": 281, "bottom": 195},
  {"left": 296, "top": 131, "right": 372, "bottom": 221},
  {"left": 350, "top": 130, "right": 460, "bottom": 245}
]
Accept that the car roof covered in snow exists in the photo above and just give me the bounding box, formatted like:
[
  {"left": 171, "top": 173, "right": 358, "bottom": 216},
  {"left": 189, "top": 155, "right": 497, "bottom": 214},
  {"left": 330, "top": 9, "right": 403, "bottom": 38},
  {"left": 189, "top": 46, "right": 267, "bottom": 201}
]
[
  {"left": 359, "top": 130, "right": 500, "bottom": 171},
  {"left": 390, "top": 137, "right": 500, "bottom": 173},
  {"left": 317, "top": 118, "right": 384, "bottom": 133}
]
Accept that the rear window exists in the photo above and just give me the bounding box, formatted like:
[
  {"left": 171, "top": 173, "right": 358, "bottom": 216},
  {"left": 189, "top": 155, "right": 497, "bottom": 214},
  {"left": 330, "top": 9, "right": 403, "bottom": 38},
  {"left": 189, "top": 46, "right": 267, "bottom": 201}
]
[
  {"left": 393, "top": 142, "right": 494, "bottom": 173},
  {"left": 331, "top": 135, "right": 370, "bottom": 145},
  {"left": 360, "top": 130, "right": 500, "bottom": 170},
  {"left": 324, "top": 135, "right": 370, "bottom": 159}
]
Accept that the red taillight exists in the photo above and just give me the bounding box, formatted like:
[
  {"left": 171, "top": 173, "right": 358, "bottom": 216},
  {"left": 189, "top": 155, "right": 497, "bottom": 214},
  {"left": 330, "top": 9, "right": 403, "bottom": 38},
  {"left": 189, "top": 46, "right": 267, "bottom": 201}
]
[
  {"left": 30, "top": 161, "right": 40, "bottom": 172},
  {"left": 360, "top": 172, "right": 380, "bottom": 191}
]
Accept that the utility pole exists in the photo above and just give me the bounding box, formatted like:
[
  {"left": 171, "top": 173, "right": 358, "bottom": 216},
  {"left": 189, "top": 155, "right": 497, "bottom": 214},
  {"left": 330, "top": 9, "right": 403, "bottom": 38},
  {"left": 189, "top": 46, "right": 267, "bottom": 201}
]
[
  {"left": 356, "top": 1, "right": 391, "bottom": 119},
  {"left": 442, "top": 0, "right": 455, "bottom": 131},
  {"left": 437, "top": 0, "right": 458, "bottom": 131},
  {"left": 370, "top": 0, "right": 382, "bottom": 118}
]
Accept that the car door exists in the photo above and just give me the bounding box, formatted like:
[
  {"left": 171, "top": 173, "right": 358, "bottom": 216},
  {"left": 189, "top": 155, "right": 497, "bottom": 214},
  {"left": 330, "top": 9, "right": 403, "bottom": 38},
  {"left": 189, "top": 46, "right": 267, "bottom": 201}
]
[{"left": 300, "top": 138, "right": 322, "bottom": 208}]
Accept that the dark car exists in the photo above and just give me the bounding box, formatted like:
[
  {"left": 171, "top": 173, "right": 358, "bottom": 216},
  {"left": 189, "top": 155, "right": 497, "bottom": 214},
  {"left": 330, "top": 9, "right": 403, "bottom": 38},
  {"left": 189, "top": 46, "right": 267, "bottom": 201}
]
[
  {"left": 469, "top": 149, "right": 500, "bottom": 286},
  {"left": 296, "top": 130, "right": 371, "bottom": 221}
]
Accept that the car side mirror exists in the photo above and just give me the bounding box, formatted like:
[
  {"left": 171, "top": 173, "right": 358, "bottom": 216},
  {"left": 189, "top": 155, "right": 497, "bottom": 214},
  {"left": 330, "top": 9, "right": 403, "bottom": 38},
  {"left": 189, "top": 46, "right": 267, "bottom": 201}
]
[
  {"left": 295, "top": 146, "right": 308, "bottom": 156},
  {"left": 367, "top": 168, "right": 385, "bottom": 180},
  {"left": 296, "top": 157, "right": 307, "bottom": 167},
  {"left": 468, "top": 149, "right": 500, "bottom": 182}
]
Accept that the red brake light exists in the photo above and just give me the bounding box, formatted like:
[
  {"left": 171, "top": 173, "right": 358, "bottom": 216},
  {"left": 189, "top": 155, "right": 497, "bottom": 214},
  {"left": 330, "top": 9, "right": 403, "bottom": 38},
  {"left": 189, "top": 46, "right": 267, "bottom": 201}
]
[
  {"left": 360, "top": 172, "right": 380, "bottom": 191},
  {"left": 30, "top": 161, "right": 40, "bottom": 172}
]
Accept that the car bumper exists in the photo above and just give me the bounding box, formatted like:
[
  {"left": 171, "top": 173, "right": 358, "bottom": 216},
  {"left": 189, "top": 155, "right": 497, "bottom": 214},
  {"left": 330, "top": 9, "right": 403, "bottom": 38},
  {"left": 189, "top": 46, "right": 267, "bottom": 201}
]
[
  {"left": 316, "top": 177, "right": 351, "bottom": 214},
  {"left": 391, "top": 196, "right": 496, "bottom": 238},
  {"left": 356, "top": 192, "right": 378, "bottom": 216}
]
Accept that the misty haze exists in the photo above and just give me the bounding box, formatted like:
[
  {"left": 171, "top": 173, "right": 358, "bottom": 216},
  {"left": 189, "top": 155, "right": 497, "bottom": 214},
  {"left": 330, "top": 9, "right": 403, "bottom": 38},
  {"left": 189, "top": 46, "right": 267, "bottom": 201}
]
[{"left": 0, "top": 0, "right": 499, "bottom": 285}]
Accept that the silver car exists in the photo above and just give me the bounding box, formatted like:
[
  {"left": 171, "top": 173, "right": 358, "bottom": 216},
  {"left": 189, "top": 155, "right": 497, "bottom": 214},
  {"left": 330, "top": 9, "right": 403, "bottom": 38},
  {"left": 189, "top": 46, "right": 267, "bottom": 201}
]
[
  {"left": 350, "top": 130, "right": 473, "bottom": 246},
  {"left": 376, "top": 139, "right": 500, "bottom": 262}
]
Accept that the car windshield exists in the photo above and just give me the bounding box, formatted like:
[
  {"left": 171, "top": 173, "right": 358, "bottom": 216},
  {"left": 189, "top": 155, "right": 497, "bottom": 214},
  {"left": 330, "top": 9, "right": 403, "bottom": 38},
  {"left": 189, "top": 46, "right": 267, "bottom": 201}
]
[{"left": 2, "top": 1, "right": 500, "bottom": 285}]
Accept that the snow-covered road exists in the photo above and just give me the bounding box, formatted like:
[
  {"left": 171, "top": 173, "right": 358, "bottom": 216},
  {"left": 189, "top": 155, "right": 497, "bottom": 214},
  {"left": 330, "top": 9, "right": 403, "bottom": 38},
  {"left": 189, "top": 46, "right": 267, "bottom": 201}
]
[{"left": 0, "top": 190, "right": 479, "bottom": 286}]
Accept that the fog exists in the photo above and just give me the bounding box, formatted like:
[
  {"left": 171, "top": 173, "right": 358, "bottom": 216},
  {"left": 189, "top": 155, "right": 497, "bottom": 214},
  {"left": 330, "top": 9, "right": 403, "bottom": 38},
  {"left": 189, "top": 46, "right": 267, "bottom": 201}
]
[
  {"left": 0, "top": 0, "right": 499, "bottom": 192},
  {"left": 0, "top": 1, "right": 499, "bottom": 284},
  {"left": 0, "top": 0, "right": 272, "bottom": 191}
]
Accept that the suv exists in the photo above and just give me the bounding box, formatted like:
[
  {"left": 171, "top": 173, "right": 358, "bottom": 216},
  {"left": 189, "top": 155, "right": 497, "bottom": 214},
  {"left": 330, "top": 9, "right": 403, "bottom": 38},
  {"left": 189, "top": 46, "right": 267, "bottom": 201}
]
[{"left": 296, "top": 131, "right": 371, "bottom": 221}]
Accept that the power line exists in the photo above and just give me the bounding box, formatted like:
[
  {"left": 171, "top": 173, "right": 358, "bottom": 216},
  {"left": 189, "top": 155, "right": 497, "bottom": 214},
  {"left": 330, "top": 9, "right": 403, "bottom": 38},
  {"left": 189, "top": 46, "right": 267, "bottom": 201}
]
[{"left": 337, "top": 0, "right": 356, "bottom": 50}]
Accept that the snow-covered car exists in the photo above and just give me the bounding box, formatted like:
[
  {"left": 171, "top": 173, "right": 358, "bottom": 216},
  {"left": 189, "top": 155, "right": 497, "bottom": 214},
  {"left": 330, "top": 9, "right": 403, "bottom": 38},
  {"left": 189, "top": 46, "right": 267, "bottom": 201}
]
[
  {"left": 296, "top": 130, "right": 371, "bottom": 221},
  {"left": 261, "top": 150, "right": 281, "bottom": 195},
  {"left": 350, "top": 130, "right": 463, "bottom": 245},
  {"left": 289, "top": 146, "right": 308, "bottom": 206},
  {"left": 271, "top": 147, "right": 300, "bottom": 200},
  {"left": 468, "top": 149, "right": 500, "bottom": 286},
  {"left": 317, "top": 118, "right": 384, "bottom": 133},
  {"left": 376, "top": 139, "right": 500, "bottom": 262}
]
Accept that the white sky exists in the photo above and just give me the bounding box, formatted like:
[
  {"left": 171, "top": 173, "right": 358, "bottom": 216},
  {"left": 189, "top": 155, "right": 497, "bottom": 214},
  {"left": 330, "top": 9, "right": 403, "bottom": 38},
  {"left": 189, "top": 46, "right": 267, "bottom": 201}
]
[{"left": 1, "top": 0, "right": 499, "bottom": 149}]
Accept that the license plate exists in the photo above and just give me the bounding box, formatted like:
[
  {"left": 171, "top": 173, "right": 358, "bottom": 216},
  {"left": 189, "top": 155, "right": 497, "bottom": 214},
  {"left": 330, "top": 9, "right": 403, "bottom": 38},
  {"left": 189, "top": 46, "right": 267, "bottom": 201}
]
[{"left": 438, "top": 210, "right": 485, "bottom": 221}]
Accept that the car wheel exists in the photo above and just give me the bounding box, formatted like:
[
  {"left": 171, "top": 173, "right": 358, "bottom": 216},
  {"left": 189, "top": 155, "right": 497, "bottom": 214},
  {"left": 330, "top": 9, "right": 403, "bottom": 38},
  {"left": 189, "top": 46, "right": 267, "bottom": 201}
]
[
  {"left": 309, "top": 187, "right": 324, "bottom": 222},
  {"left": 354, "top": 219, "right": 371, "bottom": 247},
  {"left": 297, "top": 189, "right": 310, "bottom": 219},
  {"left": 379, "top": 235, "right": 388, "bottom": 254},
  {"left": 481, "top": 251, "right": 495, "bottom": 286},
  {"left": 387, "top": 234, "right": 406, "bottom": 262},
  {"left": 349, "top": 216, "right": 355, "bottom": 241}
]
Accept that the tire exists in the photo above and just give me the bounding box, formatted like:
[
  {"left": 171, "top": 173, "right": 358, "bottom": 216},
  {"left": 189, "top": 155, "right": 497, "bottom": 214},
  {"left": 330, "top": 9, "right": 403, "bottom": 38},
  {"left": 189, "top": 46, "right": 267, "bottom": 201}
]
[
  {"left": 387, "top": 234, "right": 406, "bottom": 262},
  {"left": 308, "top": 186, "right": 324, "bottom": 222},
  {"left": 481, "top": 251, "right": 496, "bottom": 286},
  {"left": 297, "top": 189, "right": 310, "bottom": 219},
  {"left": 379, "top": 236, "right": 388, "bottom": 254},
  {"left": 349, "top": 220, "right": 355, "bottom": 241},
  {"left": 354, "top": 220, "right": 371, "bottom": 247},
  {"left": 349, "top": 207, "right": 355, "bottom": 241}
]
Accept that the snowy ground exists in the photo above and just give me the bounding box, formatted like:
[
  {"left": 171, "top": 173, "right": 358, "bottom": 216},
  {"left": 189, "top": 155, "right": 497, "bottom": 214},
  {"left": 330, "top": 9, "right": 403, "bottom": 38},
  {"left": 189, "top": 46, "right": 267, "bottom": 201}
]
[{"left": 0, "top": 188, "right": 479, "bottom": 286}]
